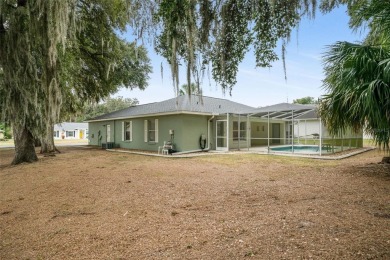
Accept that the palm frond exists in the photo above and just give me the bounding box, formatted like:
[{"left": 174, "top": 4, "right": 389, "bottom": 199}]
[{"left": 320, "top": 39, "right": 390, "bottom": 152}]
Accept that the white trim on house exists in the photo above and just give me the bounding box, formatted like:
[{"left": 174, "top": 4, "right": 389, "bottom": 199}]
[
  {"left": 106, "top": 125, "right": 111, "bottom": 142},
  {"left": 144, "top": 120, "right": 148, "bottom": 143},
  {"left": 129, "top": 121, "right": 133, "bottom": 142},
  {"left": 122, "top": 121, "right": 133, "bottom": 142},
  {"left": 143, "top": 119, "right": 159, "bottom": 143},
  {"left": 121, "top": 122, "right": 125, "bottom": 142},
  {"left": 155, "top": 119, "right": 159, "bottom": 143}
]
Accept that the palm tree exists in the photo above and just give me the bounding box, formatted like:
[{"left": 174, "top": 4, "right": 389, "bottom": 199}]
[{"left": 320, "top": 0, "right": 390, "bottom": 160}]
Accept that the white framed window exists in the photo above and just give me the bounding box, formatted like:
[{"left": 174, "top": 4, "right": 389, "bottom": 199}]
[
  {"left": 53, "top": 131, "right": 59, "bottom": 138},
  {"left": 144, "top": 119, "right": 158, "bottom": 143},
  {"left": 233, "top": 121, "right": 246, "bottom": 141},
  {"left": 66, "top": 131, "right": 75, "bottom": 137},
  {"left": 122, "top": 121, "right": 132, "bottom": 141}
]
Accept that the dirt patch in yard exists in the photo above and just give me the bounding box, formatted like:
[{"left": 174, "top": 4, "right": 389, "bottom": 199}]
[{"left": 0, "top": 147, "right": 389, "bottom": 259}]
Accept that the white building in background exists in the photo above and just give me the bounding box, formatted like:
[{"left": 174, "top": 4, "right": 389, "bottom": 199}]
[
  {"left": 54, "top": 122, "right": 88, "bottom": 140},
  {"left": 292, "top": 109, "right": 324, "bottom": 144},
  {"left": 363, "top": 131, "right": 373, "bottom": 140},
  {"left": 292, "top": 108, "right": 362, "bottom": 145}
]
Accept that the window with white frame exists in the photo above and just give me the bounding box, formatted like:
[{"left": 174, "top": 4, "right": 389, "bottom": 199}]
[
  {"left": 233, "top": 121, "right": 246, "bottom": 141},
  {"left": 53, "top": 131, "right": 59, "bottom": 138},
  {"left": 122, "top": 121, "right": 132, "bottom": 141},
  {"left": 66, "top": 131, "right": 75, "bottom": 137},
  {"left": 144, "top": 119, "right": 158, "bottom": 142}
]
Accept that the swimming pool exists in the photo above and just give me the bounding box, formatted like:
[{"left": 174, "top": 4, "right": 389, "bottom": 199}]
[{"left": 270, "top": 145, "right": 320, "bottom": 153}]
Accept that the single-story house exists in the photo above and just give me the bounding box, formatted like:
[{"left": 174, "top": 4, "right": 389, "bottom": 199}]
[
  {"left": 54, "top": 122, "right": 89, "bottom": 140},
  {"left": 86, "top": 95, "right": 362, "bottom": 155}
]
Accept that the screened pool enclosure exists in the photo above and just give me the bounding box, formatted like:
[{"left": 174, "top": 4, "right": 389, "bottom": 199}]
[{"left": 212, "top": 103, "right": 363, "bottom": 155}]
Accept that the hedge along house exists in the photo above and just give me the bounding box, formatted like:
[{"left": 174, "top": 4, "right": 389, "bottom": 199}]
[{"left": 86, "top": 95, "right": 363, "bottom": 155}]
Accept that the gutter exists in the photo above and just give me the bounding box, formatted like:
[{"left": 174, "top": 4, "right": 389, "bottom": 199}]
[{"left": 85, "top": 111, "right": 214, "bottom": 123}]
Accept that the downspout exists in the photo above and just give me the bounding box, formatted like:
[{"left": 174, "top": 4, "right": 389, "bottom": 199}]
[{"left": 205, "top": 115, "right": 215, "bottom": 151}]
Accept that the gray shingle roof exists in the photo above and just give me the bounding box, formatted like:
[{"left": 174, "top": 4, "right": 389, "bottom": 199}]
[
  {"left": 295, "top": 109, "right": 319, "bottom": 119},
  {"left": 254, "top": 103, "right": 316, "bottom": 113},
  {"left": 54, "top": 122, "right": 88, "bottom": 131},
  {"left": 250, "top": 103, "right": 316, "bottom": 120},
  {"left": 87, "top": 95, "right": 257, "bottom": 121}
]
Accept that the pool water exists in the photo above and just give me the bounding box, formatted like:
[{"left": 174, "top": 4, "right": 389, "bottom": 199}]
[{"left": 270, "top": 145, "right": 320, "bottom": 153}]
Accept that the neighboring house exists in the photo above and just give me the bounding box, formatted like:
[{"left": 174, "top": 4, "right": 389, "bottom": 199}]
[
  {"left": 360, "top": 123, "right": 374, "bottom": 139},
  {"left": 54, "top": 122, "right": 88, "bottom": 140},
  {"left": 292, "top": 109, "right": 362, "bottom": 147},
  {"left": 86, "top": 95, "right": 362, "bottom": 154},
  {"left": 363, "top": 131, "right": 373, "bottom": 140}
]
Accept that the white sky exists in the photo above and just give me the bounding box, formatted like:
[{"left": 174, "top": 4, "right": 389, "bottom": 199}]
[{"left": 114, "top": 6, "right": 366, "bottom": 107}]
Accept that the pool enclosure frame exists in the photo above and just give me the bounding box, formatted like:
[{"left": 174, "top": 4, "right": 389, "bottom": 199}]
[{"left": 214, "top": 103, "right": 362, "bottom": 155}]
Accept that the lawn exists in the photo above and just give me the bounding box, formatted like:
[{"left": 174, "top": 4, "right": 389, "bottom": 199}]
[{"left": 0, "top": 146, "right": 389, "bottom": 259}]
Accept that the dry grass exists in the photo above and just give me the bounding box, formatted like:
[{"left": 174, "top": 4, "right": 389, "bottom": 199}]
[{"left": 0, "top": 146, "right": 389, "bottom": 259}]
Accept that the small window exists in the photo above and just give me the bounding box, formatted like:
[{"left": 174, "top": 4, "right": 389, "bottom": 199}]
[
  {"left": 233, "top": 121, "right": 246, "bottom": 141},
  {"left": 66, "top": 131, "right": 75, "bottom": 137},
  {"left": 53, "top": 131, "right": 59, "bottom": 138},
  {"left": 144, "top": 119, "right": 158, "bottom": 143},
  {"left": 123, "top": 121, "right": 132, "bottom": 141},
  {"left": 148, "top": 120, "right": 156, "bottom": 142}
]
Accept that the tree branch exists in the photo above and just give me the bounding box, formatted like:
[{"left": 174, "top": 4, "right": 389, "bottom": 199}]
[{"left": 17, "top": 0, "right": 27, "bottom": 7}]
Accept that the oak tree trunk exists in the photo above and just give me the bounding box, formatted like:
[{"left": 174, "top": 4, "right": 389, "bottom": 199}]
[
  {"left": 34, "top": 137, "right": 42, "bottom": 147},
  {"left": 40, "top": 122, "right": 58, "bottom": 155},
  {"left": 381, "top": 157, "right": 390, "bottom": 164},
  {"left": 12, "top": 124, "right": 38, "bottom": 165}
]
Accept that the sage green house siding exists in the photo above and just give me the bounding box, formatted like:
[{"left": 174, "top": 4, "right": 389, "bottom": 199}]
[
  {"left": 88, "top": 114, "right": 210, "bottom": 152},
  {"left": 173, "top": 114, "right": 209, "bottom": 152},
  {"left": 88, "top": 120, "right": 115, "bottom": 146},
  {"left": 87, "top": 95, "right": 256, "bottom": 152}
]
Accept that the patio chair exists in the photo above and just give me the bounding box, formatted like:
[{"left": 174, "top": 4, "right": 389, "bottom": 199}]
[
  {"left": 159, "top": 141, "right": 173, "bottom": 155},
  {"left": 312, "top": 133, "right": 319, "bottom": 145}
]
